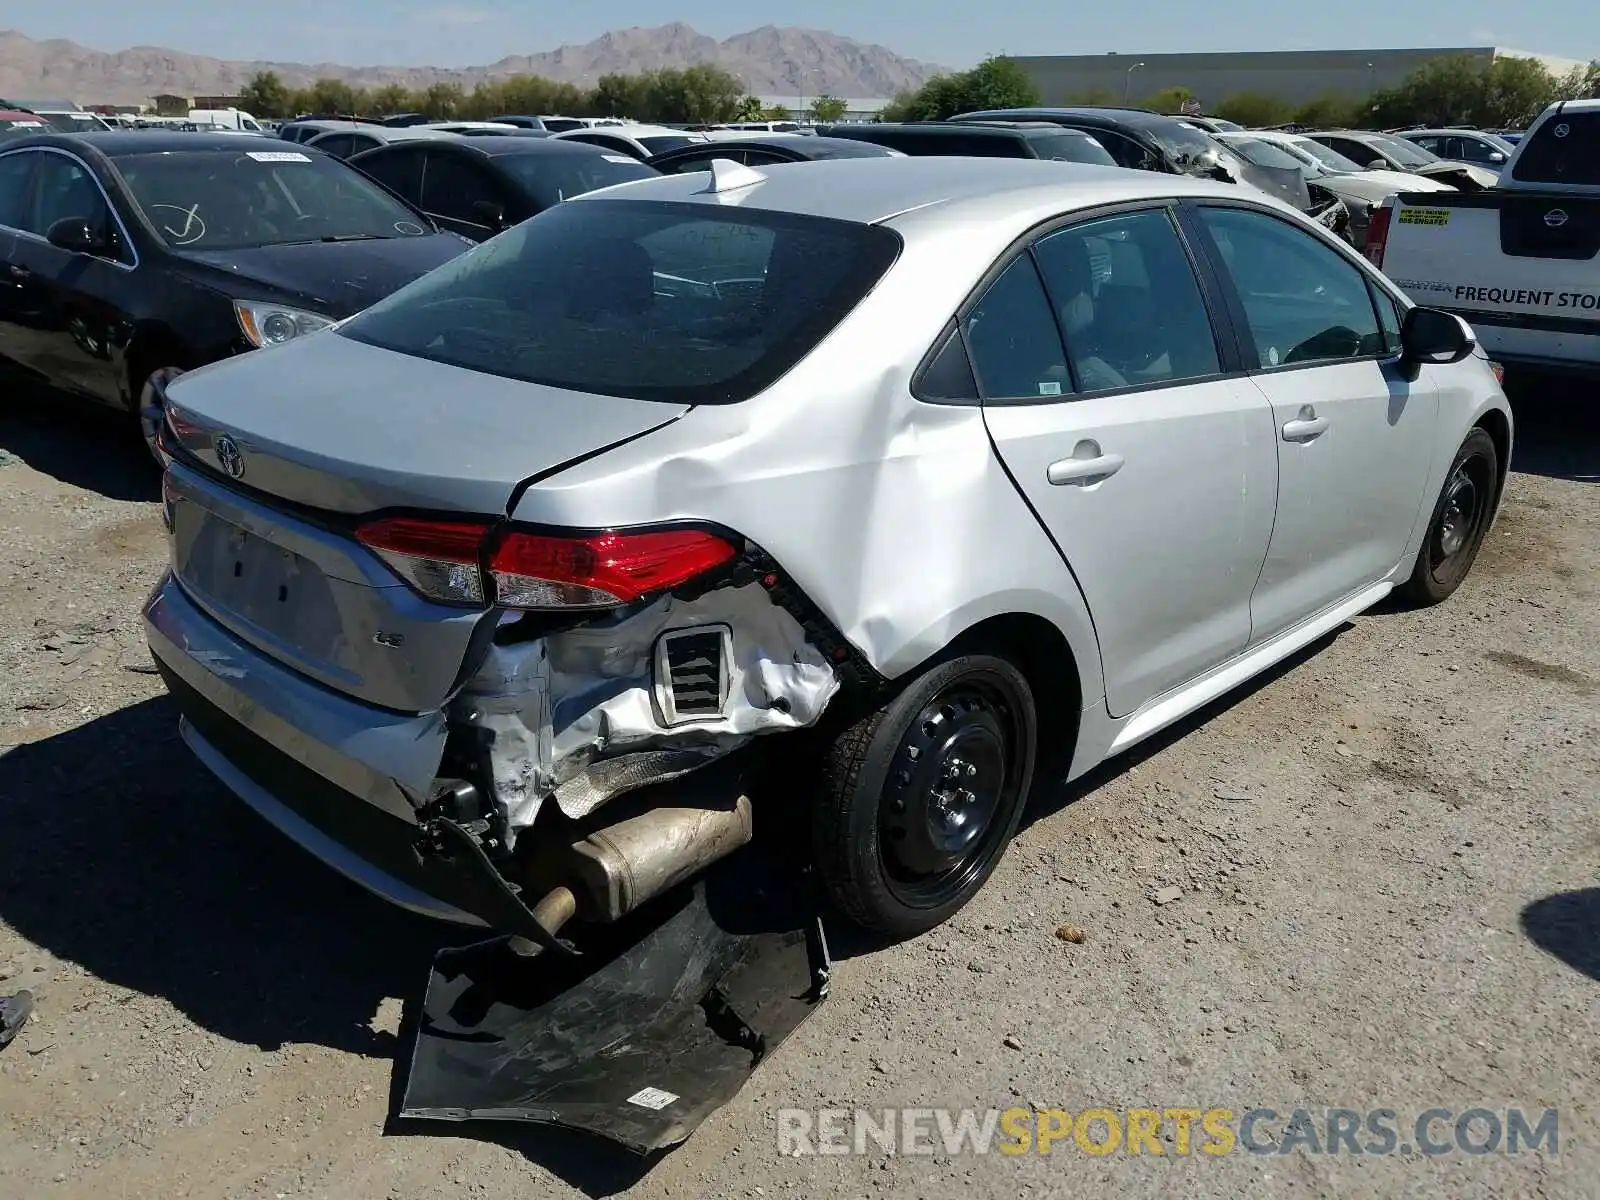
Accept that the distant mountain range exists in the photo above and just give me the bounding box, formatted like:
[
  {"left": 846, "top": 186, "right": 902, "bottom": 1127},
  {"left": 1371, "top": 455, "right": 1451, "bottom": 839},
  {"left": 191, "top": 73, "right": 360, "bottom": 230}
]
[{"left": 0, "top": 24, "right": 947, "bottom": 107}]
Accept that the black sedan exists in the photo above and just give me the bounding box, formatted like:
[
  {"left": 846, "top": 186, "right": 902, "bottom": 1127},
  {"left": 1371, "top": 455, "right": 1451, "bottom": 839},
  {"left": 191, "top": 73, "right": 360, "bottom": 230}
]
[
  {"left": 0, "top": 131, "right": 472, "bottom": 453},
  {"left": 348, "top": 136, "right": 658, "bottom": 241},
  {"left": 645, "top": 135, "right": 900, "bottom": 173}
]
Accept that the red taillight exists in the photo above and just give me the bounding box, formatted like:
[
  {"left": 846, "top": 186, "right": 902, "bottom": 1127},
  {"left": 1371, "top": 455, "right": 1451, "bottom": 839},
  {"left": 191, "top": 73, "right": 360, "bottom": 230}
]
[
  {"left": 356, "top": 517, "right": 491, "bottom": 606},
  {"left": 1488, "top": 360, "right": 1506, "bottom": 385},
  {"left": 1364, "top": 204, "right": 1393, "bottom": 269},
  {"left": 354, "top": 519, "right": 738, "bottom": 611},
  {"left": 488, "top": 529, "right": 738, "bottom": 609}
]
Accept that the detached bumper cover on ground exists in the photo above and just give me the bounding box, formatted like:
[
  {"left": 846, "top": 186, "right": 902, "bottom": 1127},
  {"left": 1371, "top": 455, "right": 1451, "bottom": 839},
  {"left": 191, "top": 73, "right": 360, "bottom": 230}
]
[{"left": 404, "top": 850, "right": 830, "bottom": 1153}]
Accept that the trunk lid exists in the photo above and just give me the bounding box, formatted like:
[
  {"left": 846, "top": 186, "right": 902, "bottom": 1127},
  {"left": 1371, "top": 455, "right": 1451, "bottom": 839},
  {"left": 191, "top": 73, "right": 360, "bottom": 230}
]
[
  {"left": 177, "top": 234, "right": 472, "bottom": 317},
  {"left": 161, "top": 331, "right": 687, "bottom": 712},
  {"left": 163, "top": 330, "right": 688, "bottom": 516}
]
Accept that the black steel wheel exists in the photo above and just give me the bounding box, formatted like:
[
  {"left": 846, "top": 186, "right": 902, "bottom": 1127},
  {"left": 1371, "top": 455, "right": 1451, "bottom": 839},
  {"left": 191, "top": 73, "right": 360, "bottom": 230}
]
[
  {"left": 1399, "top": 428, "right": 1499, "bottom": 605},
  {"left": 814, "top": 653, "right": 1037, "bottom": 938}
]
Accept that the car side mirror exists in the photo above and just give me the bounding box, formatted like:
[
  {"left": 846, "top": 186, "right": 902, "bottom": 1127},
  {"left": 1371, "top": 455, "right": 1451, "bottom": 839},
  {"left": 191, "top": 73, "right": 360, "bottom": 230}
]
[
  {"left": 1489, "top": 151, "right": 1506, "bottom": 164},
  {"left": 1367, "top": 159, "right": 1388, "bottom": 171},
  {"left": 46, "top": 216, "right": 106, "bottom": 256},
  {"left": 471, "top": 200, "right": 507, "bottom": 230},
  {"left": 1401, "top": 306, "right": 1476, "bottom": 366}
]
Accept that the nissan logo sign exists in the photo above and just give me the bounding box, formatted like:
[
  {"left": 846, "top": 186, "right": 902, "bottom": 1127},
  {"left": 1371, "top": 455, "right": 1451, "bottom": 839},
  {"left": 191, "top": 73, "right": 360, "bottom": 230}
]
[{"left": 1543, "top": 209, "right": 1570, "bottom": 229}]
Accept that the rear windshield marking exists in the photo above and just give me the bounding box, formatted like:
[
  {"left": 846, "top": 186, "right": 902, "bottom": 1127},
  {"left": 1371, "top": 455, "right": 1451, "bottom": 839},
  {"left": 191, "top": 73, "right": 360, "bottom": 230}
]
[{"left": 247, "top": 150, "right": 312, "bottom": 163}]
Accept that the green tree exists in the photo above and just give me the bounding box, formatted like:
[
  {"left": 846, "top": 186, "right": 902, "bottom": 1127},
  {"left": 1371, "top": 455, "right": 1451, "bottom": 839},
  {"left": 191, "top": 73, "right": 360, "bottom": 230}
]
[
  {"left": 1212, "top": 91, "right": 1293, "bottom": 126},
  {"left": 590, "top": 72, "right": 653, "bottom": 118},
  {"left": 238, "top": 70, "right": 292, "bottom": 118},
  {"left": 884, "top": 55, "right": 1041, "bottom": 122},
  {"left": 1141, "top": 85, "right": 1194, "bottom": 114},
  {"left": 809, "top": 94, "right": 849, "bottom": 123},
  {"left": 1555, "top": 60, "right": 1600, "bottom": 100},
  {"left": 678, "top": 63, "right": 746, "bottom": 123},
  {"left": 302, "top": 77, "right": 358, "bottom": 116},
  {"left": 878, "top": 88, "right": 918, "bottom": 122},
  {"left": 733, "top": 94, "right": 766, "bottom": 121},
  {"left": 1293, "top": 91, "right": 1365, "bottom": 128},
  {"left": 1480, "top": 56, "right": 1558, "bottom": 126},
  {"left": 368, "top": 84, "right": 411, "bottom": 115},
  {"left": 421, "top": 81, "right": 465, "bottom": 119}
]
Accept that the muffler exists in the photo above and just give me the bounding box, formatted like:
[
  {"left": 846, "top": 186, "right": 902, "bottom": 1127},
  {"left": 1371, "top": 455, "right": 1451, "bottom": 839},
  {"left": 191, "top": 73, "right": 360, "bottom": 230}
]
[
  {"left": 513, "top": 790, "right": 755, "bottom": 948},
  {"left": 566, "top": 794, "right": 755, "bottom": 921}
]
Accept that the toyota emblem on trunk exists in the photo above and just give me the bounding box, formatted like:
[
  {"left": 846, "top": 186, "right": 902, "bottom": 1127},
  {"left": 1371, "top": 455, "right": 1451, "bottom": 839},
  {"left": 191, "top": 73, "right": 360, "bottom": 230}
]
[
  {"left": 214, "top": 435, "right": 246, "bottom": 479},
  {"left": 1544, "top": 209, "right": 1570, "bottom": 229}
]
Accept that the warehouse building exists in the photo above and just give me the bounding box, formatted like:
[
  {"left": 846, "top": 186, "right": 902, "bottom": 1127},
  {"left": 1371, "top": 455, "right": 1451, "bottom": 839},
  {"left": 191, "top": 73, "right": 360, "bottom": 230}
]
[{"left": 1008, "top": 46, "right": 1589, "bottom": 109}]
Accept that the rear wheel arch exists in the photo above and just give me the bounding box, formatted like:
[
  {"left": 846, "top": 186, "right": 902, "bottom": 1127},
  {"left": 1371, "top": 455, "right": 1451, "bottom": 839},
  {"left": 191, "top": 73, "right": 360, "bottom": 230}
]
[{"left": 921, "top": 611, "right": 1085, "bottom": 776}]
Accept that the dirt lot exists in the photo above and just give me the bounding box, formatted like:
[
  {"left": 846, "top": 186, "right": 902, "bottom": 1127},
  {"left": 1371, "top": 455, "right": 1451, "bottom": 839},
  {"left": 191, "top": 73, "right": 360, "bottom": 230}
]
[{"left": 0, "top": 377, "right": 1596, "bottom": 1199}]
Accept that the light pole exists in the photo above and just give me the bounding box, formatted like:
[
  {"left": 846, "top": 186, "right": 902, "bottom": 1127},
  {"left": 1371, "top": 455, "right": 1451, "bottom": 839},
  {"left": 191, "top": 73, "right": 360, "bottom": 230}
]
[
  {"left": 1366, "top": 61, "right": 1377, "bottom": 115},
  {"left": 797, "top": 68, "right": 821, "bottom": 123},
  {"left": 1124, "top": 61, "right": 1146, "bottom": 104}
]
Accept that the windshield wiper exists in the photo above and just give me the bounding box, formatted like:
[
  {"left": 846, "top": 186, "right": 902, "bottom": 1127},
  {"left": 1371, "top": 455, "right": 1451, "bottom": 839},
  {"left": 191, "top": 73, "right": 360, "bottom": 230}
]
[{"left": 272, "top": 233, "right": 391, "bottom": 246}]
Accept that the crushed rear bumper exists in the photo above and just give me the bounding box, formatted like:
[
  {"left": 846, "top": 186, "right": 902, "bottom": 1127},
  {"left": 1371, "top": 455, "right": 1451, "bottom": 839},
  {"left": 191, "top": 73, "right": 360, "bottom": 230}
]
[{"left": 146, "top": 571, "right": 549, "bottom": 934}]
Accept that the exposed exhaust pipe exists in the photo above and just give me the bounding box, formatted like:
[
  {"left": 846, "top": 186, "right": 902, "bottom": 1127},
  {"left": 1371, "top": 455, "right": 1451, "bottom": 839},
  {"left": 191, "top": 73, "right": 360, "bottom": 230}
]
[
  {"left": 566, "top": 794, "right": 755, "bottom": 921},
  {"left": 510, "top": 792, "right": 754, "bottom": 954}
]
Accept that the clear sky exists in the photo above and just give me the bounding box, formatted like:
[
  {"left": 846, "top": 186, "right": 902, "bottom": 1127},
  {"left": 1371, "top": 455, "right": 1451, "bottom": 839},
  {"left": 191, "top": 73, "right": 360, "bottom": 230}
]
[{"left": 7, "top": 2, "right": 1592, "bottom": 71}]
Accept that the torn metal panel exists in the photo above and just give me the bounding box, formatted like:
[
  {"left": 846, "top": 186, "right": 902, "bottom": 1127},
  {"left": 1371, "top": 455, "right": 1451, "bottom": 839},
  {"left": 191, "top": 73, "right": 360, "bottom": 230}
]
[
  {"left": 456, "top": 583, "right": 838, "bottom": 842},
  {"left": 401, "top": 847, "right": 829, "bottom": 1153}
]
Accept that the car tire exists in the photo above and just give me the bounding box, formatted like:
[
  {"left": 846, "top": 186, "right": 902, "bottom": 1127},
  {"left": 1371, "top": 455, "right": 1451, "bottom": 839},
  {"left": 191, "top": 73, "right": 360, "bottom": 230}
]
[
  {"left": 136, "top": 366, "right": 186, "bottom": 463},
  {"left": 813, "top": 653, "right": 1037, "bottom": 939},
  {"left": 1398, "top": 427, "right": 1499, "bottom": 606}
]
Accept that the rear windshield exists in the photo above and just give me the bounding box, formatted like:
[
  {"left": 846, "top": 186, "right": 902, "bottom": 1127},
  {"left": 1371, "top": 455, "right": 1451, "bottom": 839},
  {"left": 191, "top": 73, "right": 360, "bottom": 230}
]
[
  {"left": 1290, "top": 137, "right": 1364, "bottom": 173},
  {"left": 495, "top": 151, "right": 658, "bottom": 206},
  {"left": 1511, "top": 111, "right": 1600, "bottom": 186},
  {"left": 637, "top": 134, "right": 702, "bottom": 155},
  {"left": 116, "top": 149, "right": 432, "bottom": 250},
  {"left": 1224, "top": 136, "right": 1313, "bottom": 175},
  {"left": 1027, "top": 131, "right": 1117, "bottom": 165},
  {"left": 337, "top": 198, "right": 902, "bottom": 404},
  {"left": 41, "top": 111, "right": 109, "bottom": 133},
  {"left": 1370, "top": 134, "right": 1437, "bottom": 169}
]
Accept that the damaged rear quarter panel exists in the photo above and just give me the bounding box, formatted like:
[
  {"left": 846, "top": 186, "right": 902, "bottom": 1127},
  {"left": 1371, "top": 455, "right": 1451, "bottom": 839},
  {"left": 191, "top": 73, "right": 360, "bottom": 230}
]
[
  {"left": 455, "top": 582, "right": 837, "bottom": 842},
  {"left": 504, "top": 223, "right": 1106, "bottom": 705}
]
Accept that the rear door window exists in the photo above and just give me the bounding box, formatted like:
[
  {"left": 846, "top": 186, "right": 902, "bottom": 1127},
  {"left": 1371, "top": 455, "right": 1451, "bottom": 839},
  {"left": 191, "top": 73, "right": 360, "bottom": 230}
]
[
  {"left": 356, "top": 146, "right": 425, "bottom": 202},
  {"left": 962, "top": 255, "right": 1069, "bottom": 399},
  {"left": 1078, "top": 128, "right": 1163, "bottom": 172},
  {"left": 420, "top": 150, "right": 513, "bottom": 230},
  {"left": 1032, "top": 208, "right": 1221, "bottom": 393},
  {"left": 312, "top": 133, "right": 354, "bottom": 158},
  {"left": 337, "top": 198, "right": 902, "bottom": 404},
  {"left": 1322, "top": 136, "right": 1378, "bottom": 165},
  {"left": 1027, "top": 132, "right": 1116, "bottom": 165},
  {"left": 1511, "top": 112, "right": 1600, "bottom": 187}
]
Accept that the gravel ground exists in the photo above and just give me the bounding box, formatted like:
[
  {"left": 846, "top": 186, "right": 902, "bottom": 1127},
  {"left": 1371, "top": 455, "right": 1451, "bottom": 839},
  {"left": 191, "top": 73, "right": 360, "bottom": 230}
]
[{"left": 0, "top": 376, "right": 1595, "bottom": 1200}]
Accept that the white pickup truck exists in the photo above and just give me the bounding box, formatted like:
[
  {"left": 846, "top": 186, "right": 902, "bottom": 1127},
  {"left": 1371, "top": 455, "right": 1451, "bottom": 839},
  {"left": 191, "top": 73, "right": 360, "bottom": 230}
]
[{"left": 1366, "top": 99, "right": 1600, "bottom": 376}]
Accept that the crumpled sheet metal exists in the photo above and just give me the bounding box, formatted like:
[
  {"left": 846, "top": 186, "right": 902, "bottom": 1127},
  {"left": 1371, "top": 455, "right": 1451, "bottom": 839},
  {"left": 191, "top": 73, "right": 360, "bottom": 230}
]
[{"left": 455, "top": 582, "right": 837, "bottom": 841}]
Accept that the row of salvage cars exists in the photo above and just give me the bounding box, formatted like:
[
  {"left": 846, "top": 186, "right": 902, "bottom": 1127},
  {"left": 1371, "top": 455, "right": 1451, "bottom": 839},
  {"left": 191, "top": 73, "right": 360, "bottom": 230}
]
[{"left": 2, "top": 111, "right": 1513, "bottom": 1153}]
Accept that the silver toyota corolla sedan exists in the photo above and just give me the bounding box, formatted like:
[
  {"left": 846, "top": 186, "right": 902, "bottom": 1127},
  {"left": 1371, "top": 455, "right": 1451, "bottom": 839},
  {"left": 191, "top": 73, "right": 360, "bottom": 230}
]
[{"left": 143, "top": 155, "right": 1512, "bottom": 941}]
